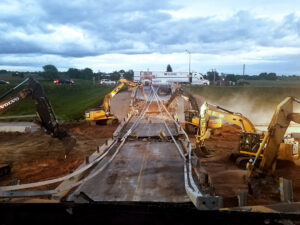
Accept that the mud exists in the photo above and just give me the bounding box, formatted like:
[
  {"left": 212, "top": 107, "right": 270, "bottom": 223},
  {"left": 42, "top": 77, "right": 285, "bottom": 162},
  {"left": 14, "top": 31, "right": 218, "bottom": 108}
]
[
  {"left": 198, "top": 124, "right": 300, "bottom": 207},
  {"left": 0, "top": 91, "right": 130, "bottom": 187},
  {"left": 1, "top": 89, "right": 300, "bottom": 208},
  {"left": 0, "top": 123, "right": 118, "bottom": 187}
]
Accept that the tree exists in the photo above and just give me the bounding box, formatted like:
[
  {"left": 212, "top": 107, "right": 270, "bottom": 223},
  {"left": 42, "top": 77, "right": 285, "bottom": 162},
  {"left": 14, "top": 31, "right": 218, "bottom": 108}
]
[
  {"left": 110, "top": 71, "right": 120, "bottom": 81},
  {"left": 206, "top": 70, "right": 219, "bottom": 83},
  {"left": 81, "top": 68, "right": 93, "bottom": 80},
  {"left": 67, "top": 68, "right": 81, "bottom": 79},
  {"left": 225, "top": 74, "right": 237, "bottom": 82},
  {"left": 124, "top": 70, "right": 134, "bottom": 81},
  {"left": 166, "top": 64, "right": 173, "bottom": 72},
  {"left": 43, "top": 65, "right": 58, "bottom": 80}
]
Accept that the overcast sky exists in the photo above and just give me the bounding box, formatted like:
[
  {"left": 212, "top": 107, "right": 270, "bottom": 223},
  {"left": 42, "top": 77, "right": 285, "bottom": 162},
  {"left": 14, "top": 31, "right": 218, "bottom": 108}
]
[{"left": 0, "top": 0, "right": 300, "bottom": 75}]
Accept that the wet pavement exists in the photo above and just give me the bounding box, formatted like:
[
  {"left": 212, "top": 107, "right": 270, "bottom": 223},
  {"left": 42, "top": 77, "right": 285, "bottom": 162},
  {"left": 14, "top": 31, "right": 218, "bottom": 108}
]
[{"left": 69, "top": 140, "right": 189, "bottom": 202}]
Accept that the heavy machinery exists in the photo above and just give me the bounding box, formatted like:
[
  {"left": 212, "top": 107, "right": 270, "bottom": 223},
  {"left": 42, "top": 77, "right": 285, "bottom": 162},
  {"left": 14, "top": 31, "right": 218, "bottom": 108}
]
[
  {"left": 193, "top": 101, "right": 260, "bottom": 159},
  {"left": 167, "top": 89, "right": 298, "bottom": 165},
  {"left": 247, "top": 97, "right": 300, "bottom": 195},
  {"left": 166, "top": 88, "right": 200, "bottom": 133},
  {"left": 85, "top": 78, "right": 147, "bottom": 125},
  {"left": 0, "top": 77, "right": 76, "bottom": 176},
  {"left": 194, "top": 101, "right": 298, "bottom": 166}
]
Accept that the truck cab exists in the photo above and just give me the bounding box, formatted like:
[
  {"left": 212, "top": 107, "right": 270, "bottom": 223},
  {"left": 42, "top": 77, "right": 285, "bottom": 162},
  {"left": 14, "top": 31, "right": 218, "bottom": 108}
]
[{"left": 191, "top": 73, "right": 210, "bottom": 85}]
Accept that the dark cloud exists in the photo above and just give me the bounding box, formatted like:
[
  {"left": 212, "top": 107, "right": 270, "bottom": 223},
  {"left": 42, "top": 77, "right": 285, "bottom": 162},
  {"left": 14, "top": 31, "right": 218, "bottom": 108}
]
[{"left": 0, "top": 0, "right": 300, "bottom": 73}]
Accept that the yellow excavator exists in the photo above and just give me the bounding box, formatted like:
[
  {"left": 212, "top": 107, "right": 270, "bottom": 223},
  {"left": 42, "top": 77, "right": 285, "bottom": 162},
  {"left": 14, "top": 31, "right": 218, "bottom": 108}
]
[
  {"left": 167, "top": 89, "right": 298, "bottom": 166},
  {"left": 194, "top": 101, "right": 298, "bottom": 166},
  {"left": 0, "top": 77, "right": 76, "bottom": 176},
  {"left": 85, "top": 78, "right": 147, "bottom": 125},
  {"left": 247, "top": 97, "right": 300, "bottom": 195},
  {"left": 193, "top": 101, "right": 260, "bottom": 160}
]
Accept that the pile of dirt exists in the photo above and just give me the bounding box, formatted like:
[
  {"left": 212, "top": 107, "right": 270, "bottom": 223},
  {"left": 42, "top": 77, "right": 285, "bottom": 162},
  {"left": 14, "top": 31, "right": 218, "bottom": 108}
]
[
  {"left": 0, "top": 122, "right": 118, "bottom": 187},
  {"left": 0, "top": 91, "right": 130, "bottom": 190},
  {"left": 196, "top": 124, "right": 300, "bottom": 207}
]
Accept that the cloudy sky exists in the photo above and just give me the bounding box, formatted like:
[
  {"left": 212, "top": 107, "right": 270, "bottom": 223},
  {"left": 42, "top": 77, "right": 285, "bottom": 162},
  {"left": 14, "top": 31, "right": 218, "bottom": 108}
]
[{"left": 0, "top": 0, "right": 300, "bottom": 75}]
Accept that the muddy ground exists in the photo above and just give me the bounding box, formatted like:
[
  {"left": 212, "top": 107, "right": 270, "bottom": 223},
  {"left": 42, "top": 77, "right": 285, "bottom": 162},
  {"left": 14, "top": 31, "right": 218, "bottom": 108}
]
[
  {"left": 0, "top": 91, "right": 131, "bottom": 187},
  {"left": 0, "top": 90, "right": 300, "bottom": 208}
]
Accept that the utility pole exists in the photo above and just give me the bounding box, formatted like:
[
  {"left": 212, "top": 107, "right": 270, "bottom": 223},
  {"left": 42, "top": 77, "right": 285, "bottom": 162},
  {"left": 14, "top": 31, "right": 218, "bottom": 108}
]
[
  {"left": 185, "top": 50, "right": 191, "bottom": 83},
  {"left": 212, "top": 69, "right": 216, "bottom": 85},
  {"left": 243, "top": 64, "right": 245, "bottom": 76}
]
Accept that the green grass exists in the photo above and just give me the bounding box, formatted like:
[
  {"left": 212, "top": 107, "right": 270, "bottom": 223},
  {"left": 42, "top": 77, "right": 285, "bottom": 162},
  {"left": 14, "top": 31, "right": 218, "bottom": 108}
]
[
  {"left": 239, "top": 79, "right": 300, "bottom": 87},
  {"left": 0, "top": 76, "right": 112, "bottom": 121}
]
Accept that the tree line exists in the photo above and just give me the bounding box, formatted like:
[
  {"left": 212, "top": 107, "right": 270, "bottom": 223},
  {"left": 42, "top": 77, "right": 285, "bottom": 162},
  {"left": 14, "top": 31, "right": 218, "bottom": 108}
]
[
  {"left": 0, "top": 65, "right": 134, "bottom": 81},
  {"left": 42, "top": 65, "right": 134, "bottom": 81},
  {"left": 204, "top": 71, "right": 300, "bottom": 83}
]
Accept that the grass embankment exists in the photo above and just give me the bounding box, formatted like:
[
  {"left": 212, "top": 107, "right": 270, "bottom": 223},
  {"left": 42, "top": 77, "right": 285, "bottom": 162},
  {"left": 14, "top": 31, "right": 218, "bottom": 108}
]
[
  {"left": 184, "top": 80, "right": 300, "bottom": 123},
  {"left": 186, "top": 79, "right": 300, "bottom": 107},
  {"left": 0, "top": 77, "right": 112, "bottom": 121}
]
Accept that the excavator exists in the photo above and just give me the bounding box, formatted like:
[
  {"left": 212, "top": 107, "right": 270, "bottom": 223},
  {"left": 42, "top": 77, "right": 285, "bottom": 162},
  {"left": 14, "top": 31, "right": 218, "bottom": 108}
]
[
  {"left": 166, "top": 88, "right": 298, "bottom": 167},
  {"left": 166, "top": 88, "right": 201, "bottom": 133},
  {"left": 0, "top": 77, "right": 76, "bottom": 176},
  {"left": 193, "top": 101, "right": 298, "bottom": 166},
  {"left": 85, "top": 78, "right": 147, "bottom": 125},
  {"left": 247, "top": 97, "right": 300, "bottom": 195}
]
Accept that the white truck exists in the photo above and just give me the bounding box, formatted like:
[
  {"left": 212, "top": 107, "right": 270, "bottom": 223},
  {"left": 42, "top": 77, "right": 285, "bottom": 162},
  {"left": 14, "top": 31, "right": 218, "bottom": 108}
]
[{"left": 134, "top": 71, "right": 209, "bottom": 86}]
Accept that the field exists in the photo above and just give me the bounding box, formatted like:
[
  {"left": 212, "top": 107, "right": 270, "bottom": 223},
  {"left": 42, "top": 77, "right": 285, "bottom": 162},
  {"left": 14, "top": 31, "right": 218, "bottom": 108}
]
[
  {"left": 0, "top": 74, "right": 112, "bottom": 121},
  {"left": 184, "top": 80, "right": 300, "bottom": 124}
]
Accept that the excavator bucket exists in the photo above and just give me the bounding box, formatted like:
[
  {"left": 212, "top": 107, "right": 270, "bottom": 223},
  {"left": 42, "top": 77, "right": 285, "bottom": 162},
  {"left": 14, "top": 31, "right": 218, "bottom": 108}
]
[
  {"left": 54, "top": 126, "right": 77, "bottom": 156},
  {"left": 62, "top": 136, "right": 77, "bottom": 156},
  {"left": 196, "top": 146, "right": 213, "bottom": 158}
]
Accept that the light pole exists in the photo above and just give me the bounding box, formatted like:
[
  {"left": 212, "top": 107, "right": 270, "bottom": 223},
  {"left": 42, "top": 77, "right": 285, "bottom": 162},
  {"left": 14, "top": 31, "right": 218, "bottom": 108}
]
[{"left": 185, "top": 50, "right": 191, "bottom": 83}]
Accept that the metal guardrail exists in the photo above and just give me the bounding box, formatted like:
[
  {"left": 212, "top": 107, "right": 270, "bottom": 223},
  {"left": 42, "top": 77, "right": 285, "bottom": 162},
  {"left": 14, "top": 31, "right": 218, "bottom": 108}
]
[
  {"left": 151, "top": 85, "right": 222, "bottom": 210},
  {"left": 0, "top": 88, "right": 155, "bottom": 198}
]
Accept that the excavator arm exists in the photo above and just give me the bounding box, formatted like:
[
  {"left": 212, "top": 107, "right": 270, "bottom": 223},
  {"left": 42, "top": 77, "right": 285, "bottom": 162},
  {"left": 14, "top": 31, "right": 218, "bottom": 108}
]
[
  {"left": 0, "top": 77, "right": 76, "bottom": 152},
  {"left": 247, "top": 97, "right": 300, "bottom": 195},
  {"left": 85, "top": 78, "right": 147, "bottom": 124},
  {"left": 194, "top": 101, "right": 258, "bottom": 158},
  {"left": 166, "top": 88, "right": 199, "bottom": 112},
  {"left": 206, "top": 103, "right": 256, "bottom": 133},
  {"left": 249, "top": 97, "right": 300, "bottom": 176}
]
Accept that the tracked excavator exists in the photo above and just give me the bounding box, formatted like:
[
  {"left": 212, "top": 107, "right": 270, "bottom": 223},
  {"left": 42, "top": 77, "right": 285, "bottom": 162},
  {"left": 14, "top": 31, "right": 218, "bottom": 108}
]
[
  {"left": 247, "top": 97, "right": 300, "bottom": 195},
  {"left": 166, "top": 88, "right": 298, "bottom": 167},
  {"left": 85, "top": 78, "right": 147, "bottom": 125},
  {"left": 0, "top": 77, "right": 76, "bottom": 176},
  {"left": 194, "top": 101, "right": 298, "bottom": 166}
]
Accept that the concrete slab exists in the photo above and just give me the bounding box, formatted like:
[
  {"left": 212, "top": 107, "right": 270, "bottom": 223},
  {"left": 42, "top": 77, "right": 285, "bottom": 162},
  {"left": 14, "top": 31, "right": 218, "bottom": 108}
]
[
  {"left": 0, "top": 122, "right": 40, "bottom": 133},
  {"left": 119, "top": 115, "right": 178, "bottom": 138},
  {"left": 70, "top": 140, "right": 189, "bottom": 202}
]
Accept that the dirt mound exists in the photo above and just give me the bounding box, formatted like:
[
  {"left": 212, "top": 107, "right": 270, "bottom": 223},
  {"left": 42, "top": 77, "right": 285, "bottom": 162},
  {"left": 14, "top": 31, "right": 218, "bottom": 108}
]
[
  {"left": 0, "top": 122, "right": 118, "bottom": 187},
  {"left": 210, "top": 124, "right": 241, "bottom": 141}
]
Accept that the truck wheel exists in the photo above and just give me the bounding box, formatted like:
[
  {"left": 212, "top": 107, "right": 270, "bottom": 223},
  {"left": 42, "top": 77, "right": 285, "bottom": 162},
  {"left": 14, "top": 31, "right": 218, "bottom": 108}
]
[
  {"left": 112, "top": 119, "right": 119, "bottom": 125},
  {"left": 235, "top": 157, "right": 250, "bottom": 169},
  {"left": 229, "top": 153, "right": 241, "bottom": 162}
]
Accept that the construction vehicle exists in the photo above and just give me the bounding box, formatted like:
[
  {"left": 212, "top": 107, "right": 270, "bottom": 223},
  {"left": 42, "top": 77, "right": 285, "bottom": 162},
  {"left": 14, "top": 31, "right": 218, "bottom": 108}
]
[
  {"left": 247, "top": 97, "right": 300, "bottom": 195},
  {"left": 192, "top": 101, "right": 259, "bottom": 159},
  {"left": 166, "top": 88, "right": 299, "bottom": 166},
  {"left": 85, "top": 78, "right": 147, "bottom": 125},
  {"left": 193, "top": 101, "right": 298, "bottom": 166},
  {"left": 0, "top": 77, "right": 76, "bottom": 176},
  {"left": 166, "top": 88, "right": 200, "bottom": 133},
  {"left": 166, "top": 88, "right": 224, "bottom": 135}
]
